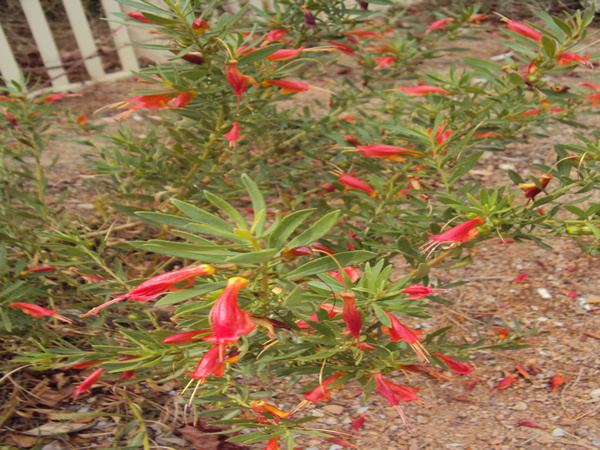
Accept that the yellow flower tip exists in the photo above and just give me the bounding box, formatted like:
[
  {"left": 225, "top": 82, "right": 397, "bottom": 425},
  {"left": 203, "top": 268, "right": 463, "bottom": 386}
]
[
  {"left": 200, "top": 264, "right": 216, "bottom": 275},
  {"left": 228, "top": 276, "right": 250, "bottom": 288}
]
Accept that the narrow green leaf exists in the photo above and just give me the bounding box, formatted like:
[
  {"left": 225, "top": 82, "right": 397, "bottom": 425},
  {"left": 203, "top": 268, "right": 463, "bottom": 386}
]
[
  {"left": 287, "top": 210, "right": 341, "bottom": 249},
  {"left": 204, "top": 191, "right": 247, "bottom": 229},
  {"left": 268, "top": 209, "right": 315, "bottom": 249},
  {"left": 284, "top": 251, "right": 375, "bottom": 280},
  {"left": 225, "top": 249, "right": 278, "bottom": 264},
  {"left": 171, "top": 199, "right": 232, "bottom": 231}
]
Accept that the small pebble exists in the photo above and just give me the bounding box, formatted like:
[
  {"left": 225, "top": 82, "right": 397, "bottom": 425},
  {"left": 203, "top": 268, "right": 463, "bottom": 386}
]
[
  {"left": 512, "top": 401, "right": 528, "bottom": 411},
  {"left": 590, "top": 388, "right": 600, "bottom": 399},
  {"left": 537, "top": 288, "right": 552, "bottom": 299},
  {"left": 552, "top": 427, "right": 567, "bottom": 438}
]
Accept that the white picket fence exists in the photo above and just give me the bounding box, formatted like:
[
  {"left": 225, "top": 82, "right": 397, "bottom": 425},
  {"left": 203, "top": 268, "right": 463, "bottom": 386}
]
[{"left": 0, "top": 0, "right": 266, "bottom": 93}]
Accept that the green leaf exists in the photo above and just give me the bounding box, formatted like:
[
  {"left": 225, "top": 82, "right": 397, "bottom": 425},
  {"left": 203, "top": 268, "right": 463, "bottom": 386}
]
[
  {"left": 135, "top": 212, "right": 191, "bottom": 229},
  {"left": 287, "top": 210, "right": 341, "bottom": 249},
  {"left": 541, "top": 36, "right": 557, "bottom": 58},
  {"left": 449, "top": 151, "right": 483, "bottom": 184},
  {"left": 171, "top": 199, "right": 232, "bottom": 231},
  {"left": 241, "top": 174, "right": 266, "bottom": 235},
  {"left": 268, "top": 209, "right": 314, "bottom": 249},
  {"left": 204, "top": 191, "right": 247, "bottom": 229},
  {"left": 284, "top": 250, "right": 375, "bottom": 280},
  {"left": 225, "top": 249, "right": 278, "bottom": 264},
  {"left": 155, "top": 281, "right": 225, "bottom": 306},
  {"left": 372, "top": 303, "right": 390, "bottom": 327}
]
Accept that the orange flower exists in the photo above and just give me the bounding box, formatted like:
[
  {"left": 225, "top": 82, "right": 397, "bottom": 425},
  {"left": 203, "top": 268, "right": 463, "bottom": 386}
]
[
  {"left": 73, "top": 368, "right": 105, "bottom": 400},
  {"left": 329, "top": 266, "right": 362, "bottom": 283},
  {"left": 190, "top": 345, "right": 226, "bottom": 382},
  {"left": 192, "top": 17, "right": 209, "bottom": 32},
  {"left": 226, "top": 63, "right": 252, "bottom": 98},
  {"left": 338, "top": 173, "right": 376, "bottom": 196},
  {"left": 208, "top": 277, "right": 255, "bottom": 344},
  {"left": 224, "top": 121, "right": 241, "bottom": 148},
  {"left": 505, "top": 20, "right": 542, "bottom": 42},
  {"left": 162, "top": 330, "right": 210, "bottom": 344},
  {"left": 518, "top": 174, "right": 551, "bottom": 199},
  {"left": 9, "top": 302, "right": 72, "bottom": 324},
  {"left": 266, "top": 48, "right": 304, "bottom": 61},
  {"left": 341, "top": 292, "right": 362, "bottom": 339},
  {"left": 433, "top": 352, "right": 474, "bottom": 375},
  {"left": 266, "top": 79, "right": 310, "bottom": 94},
  {"left": 304, "top": 372, "right": 344, "bottom": 403},
  {"left": 373, "top": 372, "right": 420, "bottom": 424},
  {"left": 382, "top": 312, "right": 429, "bottom": 362},
  {"left": 557, "top": 52, "right": 591, "bottom": 66},
  {"left": 427, "top": 18, "right": 454, "bottom": 33},
  {"left": 356, "top": 144, "right": 419, "bottom": 160},
  {"left": 395, "top": 85, "right": 449, "bottom": 95},
  {"left": 82, "top": 264, "right": 215, "bottom": 316}
]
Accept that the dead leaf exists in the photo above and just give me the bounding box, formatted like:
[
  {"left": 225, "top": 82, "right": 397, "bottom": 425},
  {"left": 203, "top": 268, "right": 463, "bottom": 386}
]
[
  {"left": 22, "top": 421, "right": 94, "bottom": 436},
  {"left": 7, "top": 433, "right": 38, "bottom": 448},
  {"left": 178, "top": 423, "right": 248, "bottom": 450}
]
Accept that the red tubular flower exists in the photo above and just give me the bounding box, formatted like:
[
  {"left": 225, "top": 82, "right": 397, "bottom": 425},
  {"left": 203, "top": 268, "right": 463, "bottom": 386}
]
[
  {"left": 250, "top": 401, "right": 289, "bottom": 421},
  {"left": 421, "top": 217, "right": 484, "bottom": 255},
  {"left": 329, "top": 266, "right": 362, "bottom": 283},
  {"left": 22, "top": 265, "right": 59, "bottom": 274},
  {"left": 190, "top": 345, "right": 226, "bottom": 382},
  {"left": 224, "top": 121, "right": 241, "bottom": 148},
  {"left": 505, "top": 20, "right": 542, "bottom": 42},
  {"left": 395, "top": 85, "right": 449, "bottom": 95},
  {"left": 518, "top": 174, "right": 551, "bottom": 199},
  {"left": 208, "top": 277, "right": 255, "bottom": 344},
  {"left": 382, "top": 312, "right": 429, "bottom": 362},
  {"left": 345, "top": 29, "right": 381, "bottom": 40},
  {"left": 513, "top": 272, "right": 529, "bottom": 283},
  {"left": 550, "top": 373, "right": 565, "bottom": 391},
  {"left": 469, "top": 14, "right": 489, "bottom": 23},
  {"left": 82, "top": 264, "right": 215, "bottom": 317},
  {"left": 127, "top": 10, "right": 153, "bottom": 24},
  {"left": 43, "top": 93, "right": 80, "bottom": 103},
  {"left": 265, "top": 29, "right": 288, "bottom": 44},
  {"left": 266, "top": 79, "right": 310, "bottom": 94},
  {"left": 73, "top": 368, "right": 105, "bottom": 400},
  {"left": 162, "top": 330, "right": 210, "bottom": 344},
  {"left": 312, "top": 242, "right": 336, "bottom": 254},
  {"left": 373, "top": 373, "right": 420, "bottom": 424},
  {"left": 192, "top": 17, "right": 209, "bottom": 32},
  {"left": 284, "top": 246, "right": 313, "bottom": 257},
  {"left": 474, "top": 131, "right": 502, "bottom": 139},
  {"left": 343, "top": 135, "right": 361, "bottom": 146},
  {"left": 296, "top": 303, "right": 342, "bottom": 329},
  {"left": 356, "top": 144, "right": 420, "bottom": 160},
  {"left": 304, "top": 372, "right": 344, "bottom": 403},
  {"left": 3, "top": 108, "right": 17, "bottom": 127},
  {"left": 170, "top": 92, "right": 194, "bottom": 108},
  {"left": 265, "top": 438, "right": 280, "bottom": 450},
  {"left": 433, "top": 352, "right": 474, "bottom": 375},
  {"left": 70, "top": 360, "right": 101, "bottom": 369},
  {"left": 375, "top": 56, "right": 395, "bottom": 69},
  {"left": 557, "top": 52, "right": 591, "bottom": 66},
  {"left": 303, "top": 7, "right": 316, "bottom": 27},
  {"left": 434, "top": 125, "right": 453, "bottom": 146},
  {"left": 352, "top": 414, "right": 366, "bottom": 431},
  {"left": 267, "top": 48, "right": 304, "bottom": 61},
  {"left": 338, "top": 173, "right": 376, "bottom": 197},
  {"left": 9, "top": 302, "right": 72, "bottom": 324},
  {"left": 402, "top": 283, "right": 439, "bottom": 299},
  {"left": 491, "top": 373, "right": 518, "bottom": 395},
  {"left": 341, "top": 292, "right": 362, "bottom": 339},
  {"left": 327, "top": 40, "right": 356, "bottom": 56},
  {"left": 427, "top": 17, "right": 454, "bottom": 33},
  {"left": 226, "top": 63, "right": 250, "bottom": 98}
]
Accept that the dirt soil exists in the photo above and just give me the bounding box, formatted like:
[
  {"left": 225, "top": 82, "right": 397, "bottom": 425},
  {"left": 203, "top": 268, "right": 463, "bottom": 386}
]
[{"left": 2, "top": 20, "right": 600, "bottom": 450}]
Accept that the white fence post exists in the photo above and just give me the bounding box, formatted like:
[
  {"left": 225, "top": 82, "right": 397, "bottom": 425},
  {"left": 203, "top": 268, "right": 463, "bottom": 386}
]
[
  {"left": 101, "top": 0, "right": 140, "bottom": 71},
  {"left": 20, "top": 0, "right": 69, "bottom": 88},
  {"left": 0, "top": 25, "right": 22, "bottom": 83},
  {"left": 62, "top": 0, "right": 106, "bottom": 80}
]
